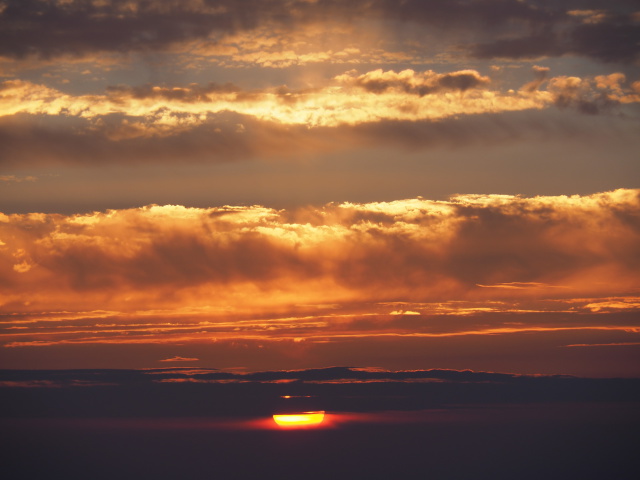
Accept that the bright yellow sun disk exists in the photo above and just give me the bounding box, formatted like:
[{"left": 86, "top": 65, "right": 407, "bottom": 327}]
[{"left": 272, "top": 411, "right": 325, "bottom": 427}]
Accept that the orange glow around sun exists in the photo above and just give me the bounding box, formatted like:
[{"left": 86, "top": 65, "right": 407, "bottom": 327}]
[{"left": 272, "top": 411, "right": 325, "bottom": 427}]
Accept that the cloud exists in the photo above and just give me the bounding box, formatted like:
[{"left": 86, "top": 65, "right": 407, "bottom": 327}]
[
  {"left": 2, "top": 367, "right": 639, "bottom": 417},
  {"left": 0, "top": 175, "right": 37, "bottom": 183},
  {"left": 1, "top": 190, "right": 638, "bottom": 351},
  {"left": 582, "top": 299, "right": 640, "bottom": 312},
  {"left": 468, "top": 4, "right": 640, "bottom": 63},
  {"left": 471, "top": 33, "right": 563, "bottom": 61},
  {"left": 476, "top": 282, "right": 562, "bottom": 290},
  {"left": 565, "top": 342, "right": 640, "bottom": 347},
  {"left": 1, "top": 70, "right": 634, "bottom": 128},
  {"left": 568, "top": 19, "right": 640, "bottom": 64},
  {"left": 0, "top": 107, "right": 631, "bottom": 169},
  {"left": 547, "top": 73, "right": 640, "bottom": 114},
  {"left": 335, "top": 69, "right": 491, "bottom": 96},
  {"left": 0, "top": 0, "right": 246, "bottom": 60},
  {"left": 2, "top": 68, "right": 637, "bottom": 167},
  {"left": 1, "top": 1, "right": 636, "bottom": 67},
  {"left": 159, "top": 356, "right": 200, "bottom": 362},
  {"left": 0, "top": 73, "right": 548, "bottom": 130}
]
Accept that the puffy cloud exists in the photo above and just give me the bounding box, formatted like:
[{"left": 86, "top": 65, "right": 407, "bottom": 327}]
[
  {"left": 335, "top": 69, "right": 491, "bottom": 96},
  {"left": 0, "top": 67, "right": 633, "bottom": 158},
  {"left": 547, "top": 72, "right": 640, "bottom": 114},
  {"left": 1, "top": 68, "right": 636, "bottom": 167},
  {"left": 3, "top": 69, "right": 635, "bottom": 130},
  {"left": 1, "top": 190, "right": 638, "bottom": 331},
  {"left": 0, "top": 71, "right": 548, "bottom": 166},
  {"left": 0, "top": 72, "right": 548, "bottom": 131}
]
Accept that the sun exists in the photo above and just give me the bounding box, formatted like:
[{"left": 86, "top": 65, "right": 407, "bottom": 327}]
[{"left": 272, "top": 411, "right": 325, "bottom": 427}]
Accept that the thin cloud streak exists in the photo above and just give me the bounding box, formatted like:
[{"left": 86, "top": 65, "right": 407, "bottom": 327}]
[
  {"left": 4, "top": 325, "right": 637, "bottom": 349},
  {"left": 159, "top": 356, "right": 200, "bottom": 362}
]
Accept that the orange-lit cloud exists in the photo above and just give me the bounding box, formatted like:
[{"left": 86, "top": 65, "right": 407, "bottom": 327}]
[
  {"left": 0, "top": 175, "right": 37, "bottom": 183},
  {"left": 159, "top": 356, "right": 200, "bottom": 363},
  {"left": 1, "top": 67, "right": 637, "bottom": 171},
  {"left": 0, "top": 71, "right": 549, "bottom": 130},
  {"left": 1, "top": 190, "right": 638, "bottom": 354},
  {"left": 4, "top": 70, "right": 637, "bottom": 133}
]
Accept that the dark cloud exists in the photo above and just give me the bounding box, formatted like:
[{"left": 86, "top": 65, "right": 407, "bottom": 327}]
[
  {"left": 0, "top": 366, "right": 597, "bottom": 386},
  {"left": 384, "top": 0, "right": 563, "bottom": 28},
  {"left": 471, "top": 32, "right": 563, "bottom": 60},
  {"left": 106, "top": 82, "right": 243, "bottom": 102},
  {"left": 2, "top": 367, "right": 639, "bottom": 419},
  {"left": 470, "top": 9, "right": 640, "bottom": 63},
  {"left": 1, "top": 0, "right": 637, "bottom": 64},
  {"left": 2, "top": 103, "right": 636, "bottom": 169},
  {"left": 0, "top": 0, "right": 366, "bottom": 59},
  {"left": 0, "top": 112, "right": 284, "bottom": 167},
  {"left": 341, "top": 69, "right": 491, "bottom": 96},
  {"left": 0, "top": 0, "right": 243, "bottom": 59},
  {"left": 570, "top": 21, "right": 640, "bottom": 64}
]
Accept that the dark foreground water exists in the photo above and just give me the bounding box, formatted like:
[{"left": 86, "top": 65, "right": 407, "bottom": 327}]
[
  {"left": 2, "top": 368, "right": 639, "bottom": 479},
  {"left": 3, "top": 403, "right": 639, "bottom": 480}
]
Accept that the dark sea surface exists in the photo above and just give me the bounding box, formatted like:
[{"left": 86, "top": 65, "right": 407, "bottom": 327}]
[{"left": 2, "top": 368, "right": 639, "bottom": 479}]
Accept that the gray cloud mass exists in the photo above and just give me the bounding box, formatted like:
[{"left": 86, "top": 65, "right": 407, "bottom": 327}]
[{"left": 0, "top": 0, "right": 637, "bottom": 64}]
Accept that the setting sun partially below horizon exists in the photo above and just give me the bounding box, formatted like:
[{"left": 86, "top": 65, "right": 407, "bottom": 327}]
[{"left": 273, "top": 411, "right": 326, "bottom": 428}]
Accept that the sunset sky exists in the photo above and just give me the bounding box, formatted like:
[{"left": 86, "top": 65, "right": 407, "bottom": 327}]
[{"left": 1, "top": 0, "right": 639, "bottom": 377}]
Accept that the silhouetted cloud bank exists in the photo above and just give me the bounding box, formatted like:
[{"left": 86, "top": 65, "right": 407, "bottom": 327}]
[{"left": 2, "top": 367, "right": 639, "bottom": 418}]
